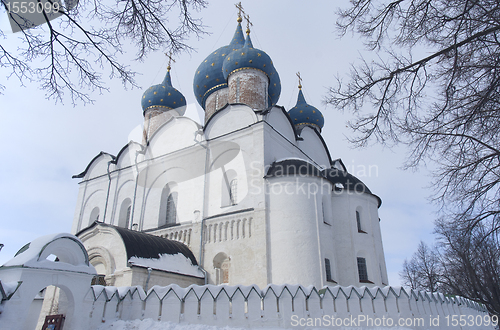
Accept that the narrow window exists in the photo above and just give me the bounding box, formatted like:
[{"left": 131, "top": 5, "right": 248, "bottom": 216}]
[
  {"left": 356, "top": 210, "right": 366, "bottom": 233},
  {"left": 221, "top": 170, "right": 237, "bottom": 207},
  {"left": 89, "top": 207, "right": 100, "bottom": 226},
  {"left": 357, "top": 257, "right": 369, "bottom": 282},
  {"left": 118, "top": 198, "right": 132, "bottom": 228},
  {"left": 229, "top": 179, "right": 237, "bottom": 205},
  {"left": 356, "top": 211, "right": 361, "bottom": 231},
  {"left": 166, "top": 192, "right": 178, "bottom": 225},
  {"left": 325, "top": 258, "right": 335, "bottom": 283},
  {"left": 125, "top": 205, "right": 132, "bottom": 229},
  {"left": 322, "top": 195, "right": 331, "bottom": 225}
]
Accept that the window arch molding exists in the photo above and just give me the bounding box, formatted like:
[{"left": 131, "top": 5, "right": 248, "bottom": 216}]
[
  {"left": 118, "top": 198, "right": 132, "bottom": 229},
  {"left": 159, "top": 182, "right": 178, "bottom": 227}
]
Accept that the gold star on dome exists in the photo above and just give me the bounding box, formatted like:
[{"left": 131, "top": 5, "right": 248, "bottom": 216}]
[
  {"left": 154, "top": 91, "right": 157, "bottom": 95},
  {"left": 206, "top": 75, "right": 209, "bottom": 78},
  {"left": 313, "top": 110, "right": 316, "bottom": 113},
  {"left": 263, "top": 64, "right": 266, "bottom": 67},
  {"left": 197, "top": 71, "right": 200, "bottom": 74},
  {"left": 222, "top": 53, "right": 226, "bottom": 56},
  {"left": 300, "top": 110, "right": 303, "bottom": 113},
  {"left": 173, "top": 101, "right": 176, "bottom": 104},
  {"left": 216, "top": 78, "right": 220, "bottom": 82},
  {"left": 257, "top": 53, "right": 261, "bottom": 57},
  {"left": 196, "top": 85, "right": 199, "bottom": 88},
  {"left": 235, "top": 61, "right": 238, "bottom": 65},
  {"left": 160, "top": 99, "right": 163, "bottom": 102},
  {"left": 241, "top": 52, "right": 245, "bottom": 56},
  {"left": 249, "top": 60, "right": 253, "bottom": 63},
  {"left": 143, "top": 96, "right": 145, "bottom": 99},
  {"left": 211, "top": 63, "right": 215, "bottom": 66},
  {"left": 168, "top": 92, "right": 171, "bottom": 96}
]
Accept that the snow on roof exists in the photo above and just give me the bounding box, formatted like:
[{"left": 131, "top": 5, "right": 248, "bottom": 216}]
[
  {"left": 128, "top": 253, "right": 204, "bottom": 278},
  {"left": 1, "top": 233, "right": 96, "bottom": 274}
]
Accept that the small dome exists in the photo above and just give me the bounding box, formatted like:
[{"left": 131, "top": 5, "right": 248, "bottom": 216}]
[
  {"left": 222, "top": 33, "right": 281, "bottom": 107},
  {"left": 288, "top": 89, "right": 324, "bottom": 132},
  {"left": 141, "top": 68, "right": 186, "bottom": 115},
  {"left": 193, "top": 22, "right": 246, "bottom": 109}
]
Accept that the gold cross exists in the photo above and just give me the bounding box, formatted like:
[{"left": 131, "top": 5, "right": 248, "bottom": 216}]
[
  {"left": 165, "top": 52, "right": 176, "bottom": 70},
  {"left": 244, "top": 14, "right": 253, "bottom": 34},
  {"left": 296, "top": 72, "right": 303, "bottom": 89},
  {"left": 235, "top": 2, "right": 244, "bottom": 22}
]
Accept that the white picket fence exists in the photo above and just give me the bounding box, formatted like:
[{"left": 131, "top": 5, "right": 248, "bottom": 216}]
[{"left": 85, "top": 284, "right": 493, "bottom": 329}]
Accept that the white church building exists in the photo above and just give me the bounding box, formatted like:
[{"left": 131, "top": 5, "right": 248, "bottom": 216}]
[{"left": 70, "top": 16, "right": 388, "bottom": 291}]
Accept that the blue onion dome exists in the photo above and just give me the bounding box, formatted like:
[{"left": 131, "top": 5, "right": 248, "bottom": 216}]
[
  {"left": 288, "top": 86, "right": 324, "bottom": 132},
  {"left": 193, "top": 20, "right": 246, "bottom": 109},
  {"left": 222, "top": 31, "right": 281, "bottom": 107},
  {"left": 141, "top": 66, "right": 186, "bottom": 115}
]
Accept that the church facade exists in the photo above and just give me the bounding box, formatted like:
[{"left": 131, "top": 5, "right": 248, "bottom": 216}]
[{"left": 71, "top": 17, "right": 388, "bottom": 290}]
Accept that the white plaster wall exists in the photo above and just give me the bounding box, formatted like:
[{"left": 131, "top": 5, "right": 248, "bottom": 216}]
[
  {"left": 330, "top": 190, "right": 387, "bottom": 286},
  {"left": 204, "top": 104, "right": 258, "bottom": 139},
  {"left": 147, "top": 116, "right": 201, "bottom": 158},
  {"left": 297, "top": 127, "right": 330, "bottom": 168},
  {"left": 79, "top": 227, "right": 127, "bottom": 284},
  {"left": 264, "top": 107, "right": 296, "bottom": 144},
  {"left": 267, "top": 176, "right": 323, "bottom": 287},
  {"left": 130, "top": 267, "right": 203, "bottom": 288}
]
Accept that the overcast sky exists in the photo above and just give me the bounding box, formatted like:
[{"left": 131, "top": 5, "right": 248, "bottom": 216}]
[{"left": 0, "top": 0, "right": 439, "bottom": 285}]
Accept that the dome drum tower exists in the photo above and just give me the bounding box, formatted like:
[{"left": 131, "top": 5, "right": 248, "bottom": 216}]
[
  {"left": 141, "top": 66, "right": 186, "bottom": 144},
  {"left": 204, "top": 87, "right": 229, "bottom": 121},
  {"left": 227, "top": 68, "right": 268, "bottom": 109}
]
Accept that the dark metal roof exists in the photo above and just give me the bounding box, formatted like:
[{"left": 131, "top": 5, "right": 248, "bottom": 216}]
[
  {"left": 322, "top": 168, "right": 372, "bottom": 194},
  {"left": 77, "top": 222, "right": 198, "bottom": 266},
  {"left": 265, "top": 159, "right": 323, "bottom": 178},
  {"left": 265, "top": 159, "right": 382, "bottom": 207}
]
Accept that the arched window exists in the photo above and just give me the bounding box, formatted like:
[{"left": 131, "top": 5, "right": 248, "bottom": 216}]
[
  {"left": 357, "top": 257, "right": 369, "bottom": 282},
  {"left": 325, "top": 258, "right": 336, "bottom": 283},
  {"left": 159, "top": 183, "right": 178, "bottom": 227},
  {"left": 166, "top": 192, "right": 178, "bottom": 225},
  {"left": 213, "top": 252, "right": 230, "bottom": 285},
  {"left": 323, "top": 194, "right": 332, "bottom": 225},
  {"left": 89, "top": 207, "right": 100, "bottom": 226},
  {"left": 118, "top": 198, "right": 132, "bottom": 229},
  {"left": 221, "top": 170, "right": 237, "bottom": 207},
  {"left": 229, "top": 179, "right": 237, "bottom": 205},
  {"left": 356, "top": 210, "right": 366, "bottom": 233}
]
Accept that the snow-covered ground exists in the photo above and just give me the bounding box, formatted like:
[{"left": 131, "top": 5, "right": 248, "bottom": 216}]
[
  {"left": 97, "top": 319, "right": 282, "bottom": 330},
  {"left": 97, "top": 319, "right": 414, "bottom": 330}
]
